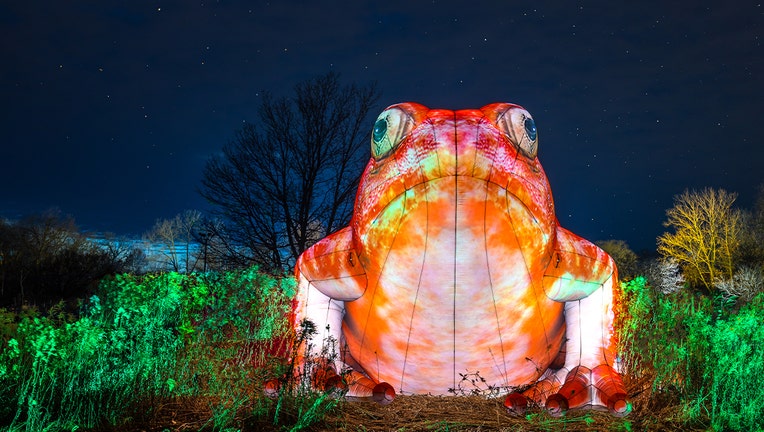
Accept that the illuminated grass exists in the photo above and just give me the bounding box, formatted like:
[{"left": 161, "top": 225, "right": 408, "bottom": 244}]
[
  {"left": 617, "top": 277, "right": 764, "bottom": 431},
  {"left": 0, "top": 268, "right": 305, "bottom": 431},
  {"left": 0, "top": 271, "right": 762, "bottom": 430}
]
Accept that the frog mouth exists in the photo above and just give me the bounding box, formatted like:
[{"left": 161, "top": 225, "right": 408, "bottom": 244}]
[
  {"left": 417, "top": 174, "right": 545, "bottom": 230},
  {"left": 360, "top": 154, "right": 553, "bottom": 243},
  {"left": 363, "top": 173, "right": 549, "bottom": 251}
]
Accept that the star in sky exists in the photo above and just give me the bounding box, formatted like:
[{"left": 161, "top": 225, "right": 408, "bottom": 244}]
[{"left": 0, "top": 1, "right": 761, "bottom": 253}]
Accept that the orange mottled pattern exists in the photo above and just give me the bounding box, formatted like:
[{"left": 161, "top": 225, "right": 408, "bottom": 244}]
[{"left": 293, "top": 103, "right": 628, "bottom": 413}]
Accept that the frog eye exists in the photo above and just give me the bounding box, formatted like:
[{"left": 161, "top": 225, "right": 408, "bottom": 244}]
[
  {"left": 496, "top": 107, "right": 539, "bottom": 159},
  {"left": 371, "top": 107, "right": 415, "bottom": 160}
]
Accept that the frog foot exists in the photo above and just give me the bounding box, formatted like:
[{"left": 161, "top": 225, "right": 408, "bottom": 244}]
[
  {"left": 504, "top": 365, "right": 630, "bottom": 417},
  {"left": 343, "top": 370, "right": 396, "bottom": 405},
  {"left": 503, "top": 373, "right": 561, "bottom": 415},
  {"left": 265, "top": 365, "right": 395, "bottom": 405},
  {"left": 262, "top": 358, "right": 345, "bottom": 398},
  {"left": 314, "top": 365, "right": 396, "bottom": 404}
]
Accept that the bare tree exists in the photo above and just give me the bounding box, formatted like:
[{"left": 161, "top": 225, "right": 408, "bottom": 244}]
[
  {"left": 738, "top": 184, "right": 764, "bottom": 267},
  {"left": 200, "top": 72, "right": 380, "bottom": 272},
  {"left": 96, "top": 233, "right": 147, "bottom": 274},
  {"left": 192, "top": 218, "right": 233, "bottom": 272},
  {"left": 143, "top": 210, "right": 203, "bottom": 273}
]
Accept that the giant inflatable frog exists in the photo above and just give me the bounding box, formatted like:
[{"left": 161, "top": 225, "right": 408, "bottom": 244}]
[{"left": 293, "top": 102, "right": 629, "bottom": 416}]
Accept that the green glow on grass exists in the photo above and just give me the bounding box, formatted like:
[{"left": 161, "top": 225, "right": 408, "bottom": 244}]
[
  {"left": 0, "top": 267, "right": 299, "bottom": 430},
  {"left": 2, "top": 268, "right": 762, "bottom": 430},
  {"left": 618, "top": 276, "right": 764, "bottom": 430}
]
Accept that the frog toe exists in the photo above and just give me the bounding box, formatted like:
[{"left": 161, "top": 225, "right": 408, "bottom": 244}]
[
  {"left": 264, "top": 378, "right": 281, "bottom": 398},
  {"left": 505, "top": 371, "right": 563, "bottom": 414},
  {"left": 503, "top": 392, "right": 529, "bottom": 415},
  {"left": 592, "top": 364, "right": 631, "bottom": 416},
  {"left": 544, "top": 366, "right": 591, "bottom": 416},
  {"left": 346, "top": 371, "right": 396, "bottom": 405},
  {"left": 371, "top": 382, "right": 396, "bottom": 405}
]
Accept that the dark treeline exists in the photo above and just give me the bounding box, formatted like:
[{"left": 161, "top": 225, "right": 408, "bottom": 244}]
[{"left": 0, "top": 209, "right": 143, "bottom": 311}]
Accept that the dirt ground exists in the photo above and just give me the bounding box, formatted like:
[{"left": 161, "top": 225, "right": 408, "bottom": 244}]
[{"left": 110, "top": 373, "right": 708, "bottom": 432}]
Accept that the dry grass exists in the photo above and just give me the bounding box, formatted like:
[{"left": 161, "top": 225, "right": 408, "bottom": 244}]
[
  {"left": 96, "top": 372, "right": 709, "bottom": 432},
  {"left": 317, "top": 385, "right": 696, "bottom": 432}
]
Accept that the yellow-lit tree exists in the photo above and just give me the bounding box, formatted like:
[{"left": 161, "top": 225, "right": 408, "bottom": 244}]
[{"left": 657, "top": 188, "right": 742, "bottom": 291}]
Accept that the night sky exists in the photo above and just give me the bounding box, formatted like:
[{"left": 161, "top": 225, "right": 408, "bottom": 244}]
[{"left": 2, "top": 1, "right": 761, "bottom": 252}]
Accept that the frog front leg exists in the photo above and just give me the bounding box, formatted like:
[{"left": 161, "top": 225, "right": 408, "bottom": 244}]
[
  {"left": 289, "top": 227, "right": 396, "bottom": 404},
  {"left": 543, "top": 276, "right": 629, "bottom": 416},
  {"left": 292, "top": 272, "right": 346, "bottom": 385},
  {"left": 505, "top": 227, "right": 630, "bottom": 416}
]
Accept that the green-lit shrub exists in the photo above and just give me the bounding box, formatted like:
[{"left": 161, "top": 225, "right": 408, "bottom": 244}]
[
  {"left": 618, "top": 276, "right": 764, "bottom": 430},
  {"left": 0, "top": 267, "right": 302, "bottom": 431},
  {"left": 0, "top": 308, "right": 19, "bottom": 421},
  {"left": 1, "top": 274, "right": 183, "bottom": 431},
  {"left": 618, "top": 277, "right": 711, "bottom": 398},
  {"left": 170, "top": 268, "right": 297, "bottom": 429},
  {"left": 702, "top": 294, "right": 764, "bottom": 430},
  {"left": 260, "top": 318, "right": 346, "bottom": 432}
]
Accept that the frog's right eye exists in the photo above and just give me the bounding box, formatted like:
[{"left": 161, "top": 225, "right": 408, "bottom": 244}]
[
  {"left": 495, "top": 106, "right": 539, "bottom": 159},
  {"left": 371, "top": 107, "right": 415, "bottom": 160}
]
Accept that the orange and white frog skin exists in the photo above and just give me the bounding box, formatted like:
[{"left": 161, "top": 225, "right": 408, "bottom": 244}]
[{"left": 292, "top": 102, "right": 630, "bottom": 416}]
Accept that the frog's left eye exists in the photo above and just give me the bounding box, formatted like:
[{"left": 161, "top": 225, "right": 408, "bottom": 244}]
[
  {"left": 371, "top": 107, "right": 415, "bottom": 160},
  {"left": 496, "top": 107, "right": 539, "bottom": 159}
]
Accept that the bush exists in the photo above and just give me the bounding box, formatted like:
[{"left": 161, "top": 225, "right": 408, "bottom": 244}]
[
  {"left": 0, "top": 274, "right": 184, "bottom": 430},
  {"left": 618, "top": 276, "right": 764, "bottom": 430},
  {"left": 0, "top": 268, "right": 303, "bottom": 431},
  {"left": 703, "top": 294, "right": 764, "bottom": 430}
]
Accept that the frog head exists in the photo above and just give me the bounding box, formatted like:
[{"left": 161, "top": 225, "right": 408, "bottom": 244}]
[{"left": 352, "top": 102, "right": 557, "bottom": 260}]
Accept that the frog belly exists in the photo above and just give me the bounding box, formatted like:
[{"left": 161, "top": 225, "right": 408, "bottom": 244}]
[{"left": 345, "top": 177, "right": 565, "bottom": 394}]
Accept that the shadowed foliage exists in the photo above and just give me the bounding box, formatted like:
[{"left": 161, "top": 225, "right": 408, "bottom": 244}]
[{"left": 0, "top": 210, "right": 142, "bottom": 311}]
